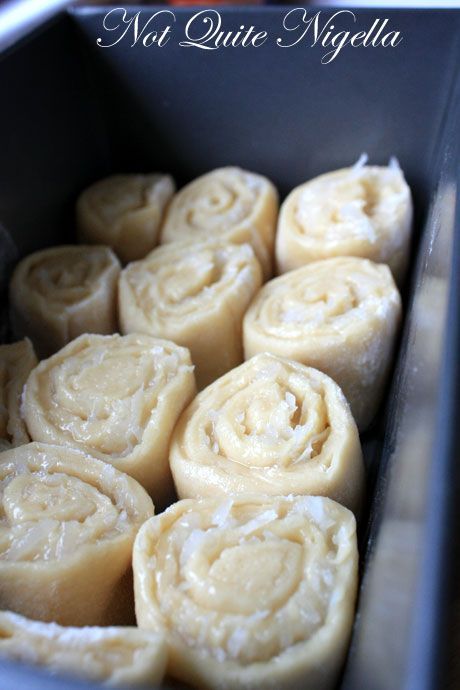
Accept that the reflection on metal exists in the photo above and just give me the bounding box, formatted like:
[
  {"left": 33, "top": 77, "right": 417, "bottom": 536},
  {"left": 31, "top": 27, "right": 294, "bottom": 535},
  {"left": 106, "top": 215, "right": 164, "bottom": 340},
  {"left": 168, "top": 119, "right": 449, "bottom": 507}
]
[{"left": 343, "top": 64, "right": 460, "bottom": 690}]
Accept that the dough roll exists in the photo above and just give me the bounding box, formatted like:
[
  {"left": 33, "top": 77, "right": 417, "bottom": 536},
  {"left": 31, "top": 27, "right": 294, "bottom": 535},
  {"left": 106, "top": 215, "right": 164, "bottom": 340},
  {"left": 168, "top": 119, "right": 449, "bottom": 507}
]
[
  {"left": 10, "top": 245, "right": 120, "bottom": 357},
  {"left": 160, "top": 167, "right": 279, "bottom": 279},
  {"left": 243, "top": 257, "right": 402, "bottom": 430},
  {"left": 133, "top": 495, "right": 358, "bottom": 690},
  {"left": 170, "top": 353, "right": 363, "bottom": 512},
  {"left": 119, "top": 241, "right": 263, "bottom": 389},
  {"left": 0, "top": 339, "right": 37, "bottom": 449},
  {"left": 0, "top": 611, "right": 167, "bottom": 687},
  {"left": 0, "top": 442, "right": 154, "bottom": 626},
  {"left": 23, "top": 333, "right": 196, "bottom": 504},
  {"left": 77, "top": 174, "right": 175, "bottom": 263},
  {"left": 276, "top": 161, "right": 412, "bottom": 284}
]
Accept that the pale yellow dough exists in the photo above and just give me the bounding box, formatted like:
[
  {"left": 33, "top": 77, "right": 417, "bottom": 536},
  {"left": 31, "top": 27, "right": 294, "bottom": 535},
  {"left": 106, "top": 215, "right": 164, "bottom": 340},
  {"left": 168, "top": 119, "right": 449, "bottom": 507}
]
[
  {"left": 0, "top": 339, "right": 37, "bottom": 449},
  {"left": 119, "top": 241, "right": 263, "bottom": 389},
  {"left": 276, "top": 163, "right": 412, "bottom": 283},
  {"left": 170, "top": 354, "right": 363, "bottom": 512},
  {"left": 134, "top": 495, "right": 358, "bottom": 690},
  {"left": 0, "top": 442, "right": 153, "bottom": 626},
  {"left": 0, "top": 611, "right": 167, "bottom": 687},
  {"left": 77, "top": 174, "right": 175, "bottom": 263},
  {"left": 9, "top": 245, "right": 120, "bottom": 357},
  {"left": 23, "top": 333, "right": 196, "bottom": 504},
  {"left": 243, "top": 257, "right": 402, "bottom": 430},
  {"left": 160, "top": 167, "right": 279, "bottom": 279}
]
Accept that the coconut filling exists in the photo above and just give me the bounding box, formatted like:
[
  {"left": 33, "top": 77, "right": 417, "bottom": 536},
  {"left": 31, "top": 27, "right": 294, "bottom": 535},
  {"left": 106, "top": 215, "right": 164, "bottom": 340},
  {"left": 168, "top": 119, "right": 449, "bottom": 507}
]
[
  {"left": 23, "top": 251, "right": 112, "bottom": 308},
  {"left": 29, "top": 343, "right": 189, "bottom": 459},
  {"left": 0, "top": 612, "right": 157, "bottom": 672},
  {"left": 0, "top": 459, "right": 133, "bottom": 562},
  {"left": 126, "top": 245, "right": 256, "bottom": 322},
  {"left": 151, "top": 498, "right": 349, "bottom": 664},
  {"left": 256, "top": 267, "right": 392, "bottom": 339},
  {"left": 293, "top": 166, "right": 409, "bottom": 248},
  {"left": 200, "top": 368, "right": 332, "bottom": 469}
]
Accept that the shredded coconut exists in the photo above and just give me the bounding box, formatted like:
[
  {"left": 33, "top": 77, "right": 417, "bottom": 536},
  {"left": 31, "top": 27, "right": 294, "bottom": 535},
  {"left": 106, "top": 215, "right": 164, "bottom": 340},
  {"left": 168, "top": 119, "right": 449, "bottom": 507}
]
[{"left": 352, "top": 152, "right": 368, "bottom": 170}]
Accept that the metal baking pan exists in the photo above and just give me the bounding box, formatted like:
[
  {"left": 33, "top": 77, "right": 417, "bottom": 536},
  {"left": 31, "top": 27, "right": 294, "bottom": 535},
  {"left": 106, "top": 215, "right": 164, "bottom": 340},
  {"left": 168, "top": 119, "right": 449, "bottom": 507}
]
[{"left": 0, "top": 5, "right": 459, "bottom": 689}]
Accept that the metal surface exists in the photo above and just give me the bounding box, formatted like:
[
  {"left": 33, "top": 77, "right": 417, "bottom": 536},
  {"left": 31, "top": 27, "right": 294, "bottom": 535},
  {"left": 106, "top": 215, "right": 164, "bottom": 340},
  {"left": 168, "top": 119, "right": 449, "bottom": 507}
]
[{"left": 0, "top": 6, "right": 459, "bottom": 690}]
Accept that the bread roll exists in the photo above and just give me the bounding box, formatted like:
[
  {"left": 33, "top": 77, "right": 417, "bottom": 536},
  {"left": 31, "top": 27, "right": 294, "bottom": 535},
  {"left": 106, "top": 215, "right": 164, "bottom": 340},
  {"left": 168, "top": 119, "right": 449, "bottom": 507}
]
[
  {"left": 23, "top": 333, "right": 196, "bottom": 504},
  {"left": 276, "top": 161, "right": 412, "bottom": 284},
  {"left": 170, "top": 353, "right": 363, "bottom": 512},
  {"left": 243, "top": 257, "right": 402, "bottom": 430},
  {"left": 119, "top": 241, "right": 263, "bottom": 389},
  {"left": 0, "top": 611, "right": 167, "bottom": 687},
  {"left": 160, "top": 167, "right": 278, "bottom": 279},
  {"left": 0, "top": 442, "right": 153, "bottom": 626},
  {"left": 10, "top": 245, "right": 120, "bottom": 357},
  {"left": 0, "top": 339, "right": 37, "bottom": 449},
  {"left": 77, "top": 174, "right": 175, "bottom": 263},
  {"left": 134, "top": 495, "right": 358, "bottom": 690}
]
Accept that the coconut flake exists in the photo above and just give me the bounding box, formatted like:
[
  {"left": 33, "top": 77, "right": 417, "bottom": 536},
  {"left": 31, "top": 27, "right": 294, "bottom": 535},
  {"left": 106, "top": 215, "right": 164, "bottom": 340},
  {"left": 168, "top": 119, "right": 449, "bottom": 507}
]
[
  {"left": 180, "top": 529, "right": 207, "bottom": 568},
  {"left": 211, "top": 499, "right": 234, "bottom": 527},
  {"left": 352, "top": 152, "right": 368, "bottom": 170},
  {"left": 388, "top": 155, "right": 401, "bottom": 170},
  {"left": 239, "top": 510, "right": 278, "bottom": 536}
]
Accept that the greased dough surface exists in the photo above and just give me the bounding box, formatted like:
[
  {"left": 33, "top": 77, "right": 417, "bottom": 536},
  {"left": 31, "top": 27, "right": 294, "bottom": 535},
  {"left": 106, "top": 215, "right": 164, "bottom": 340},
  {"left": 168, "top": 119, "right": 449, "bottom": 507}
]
[
  {"left": 0, "top": 442, "right": 153, "bottom": 626},
  {"left": 77, "top": 174, "right": 175, "bottom": 263},
  {"left": 160, "top": 167, "right": 278, "bottom": 278},
  {"left": 170, "top": 354, "right": 363, "bottom": 512},
  {"left": 134, "top": 495, "right": 358, "bottom": 690},
  {"left": 119, "top": 241, "right": 262, "bottom": 389},
  {"left": 0, "top": 339, "right": 37, "bottom": 449},
  {"left": 23, "top": 333, "right": 196, "bottom": 503},
  {"left": 276, "top": 163, "right": 412, "bottom": 283},
  {"left": 0, "top": 611, "right": 167, "bottom": 687},
  {"left": 9, "top": 245, "right": 120, "bottom": 357},
  {"left": 243, "top": 257, "right": 402, "bottom": 430}
]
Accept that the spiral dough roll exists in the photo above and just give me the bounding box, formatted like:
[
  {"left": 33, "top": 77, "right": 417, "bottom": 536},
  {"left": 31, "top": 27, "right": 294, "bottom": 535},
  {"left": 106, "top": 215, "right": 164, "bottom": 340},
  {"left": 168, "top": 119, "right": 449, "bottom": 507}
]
[
  {"left": 160, "top": 167, "right": 279, "bottom": 279},
  {"left": 133, "top": 495, "right": 358, "bottom": 690},
  {"left": 243, "top": 257, "right": 402, "bottom": 430},
  {"left": 170, "top": 353, "right": 363, "bottom": 512},
  {"left": 119, "top": 241, "right": 263, "bottom": 389},
  {"left": 9, "top": 245, "right": 120, "bottom": 357},
  {"left": 276, "top": 162, "right": 412, "bottom": 283},
  {"left": 23, "top": 333, "right": 196, "bottom": 504},
  {"left": 77, "top": 174, "right": 175, "bottom": 263},
  {"left": 0, "top": 611, "right": 167, "bottom": 687},
  {"left": 0, "top": 339, "right": 37, "bottom": 450},
  {"left": 0, "top": 442, "right": 153, "bottom": 626}
]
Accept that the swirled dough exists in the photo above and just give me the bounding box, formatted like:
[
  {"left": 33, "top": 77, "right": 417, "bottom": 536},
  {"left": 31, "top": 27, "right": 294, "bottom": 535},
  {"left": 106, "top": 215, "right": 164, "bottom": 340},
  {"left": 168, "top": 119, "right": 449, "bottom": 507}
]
[
  {"left": 0, "top": 611, "right": 167, "bottom": 687},
  {"left": 134, "top": 495, "right": 358, "bottom": 690},
  {"left": 0, "top": 339, "right": 37, "bottom": 449},
  {"left": 243, "top": 257, "right": 402, "bottom": 430},
  {"left": 0, "top": 442, "right": 154, "bottom": 626},
  {"left": 23, "top": 334, "right": 196, "bottom": 504},
  {"left": 170, "top": 354, "right": 363, "bottom": 512},
  {"left": 276, "top": 163, "right": 412, "bottom": 284},
  {"left": 160, "top": 167, "right": 279, "bottom": 279},
  {"left": 9, "top": 245, "right": 120, "bottom": 357},
  {"left": 77, "top": 174, "right": 175, "bottom": 263},
  {"left": 119, "top": 241, "right": 263, "bottom": 389}
]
